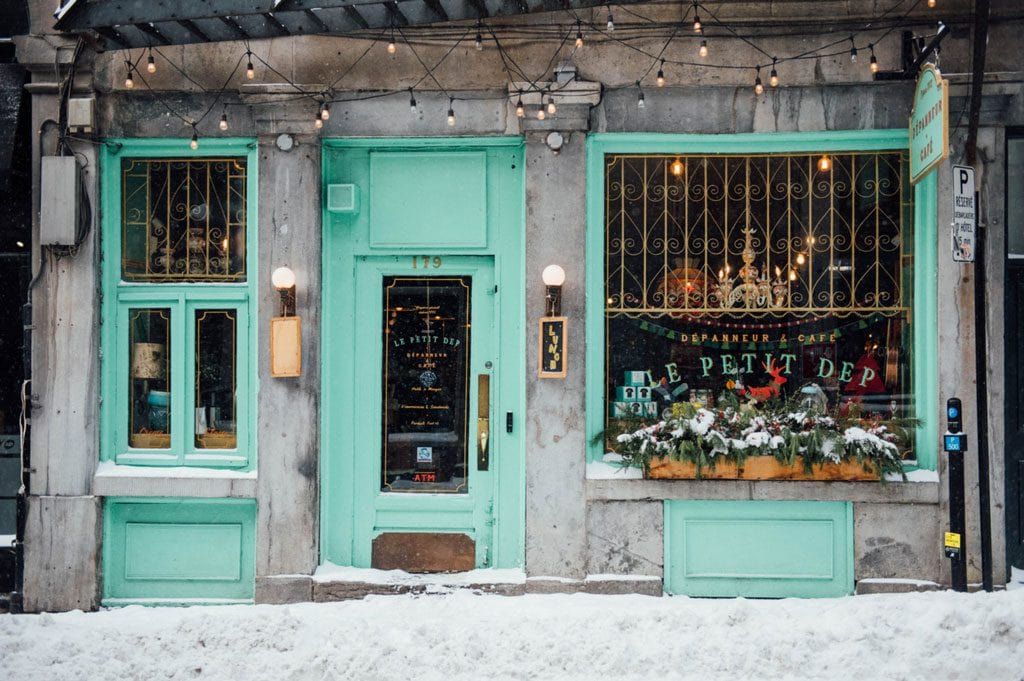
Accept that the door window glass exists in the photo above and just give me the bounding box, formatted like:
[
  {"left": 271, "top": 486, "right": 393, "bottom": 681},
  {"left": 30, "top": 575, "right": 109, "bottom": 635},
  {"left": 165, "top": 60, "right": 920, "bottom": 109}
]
[{"left": 382, "top": 277, "right": 472, "bottom": 492}]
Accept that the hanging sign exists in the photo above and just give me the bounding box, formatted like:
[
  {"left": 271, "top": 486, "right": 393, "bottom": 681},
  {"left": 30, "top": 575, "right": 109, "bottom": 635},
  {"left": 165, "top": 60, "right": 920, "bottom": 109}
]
[
  {"left": 538, "top": 316, "right": 568, "bottom": 378},
  {"left": 951, "top": 165, "right": 976, "bottom": 262},
  {"left": 909, "top": 64, "right": 949, "bottom": 185}
]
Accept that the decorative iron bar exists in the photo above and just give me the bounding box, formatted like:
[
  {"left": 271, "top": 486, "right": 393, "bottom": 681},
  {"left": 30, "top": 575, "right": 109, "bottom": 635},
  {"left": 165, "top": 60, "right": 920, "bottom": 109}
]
[
  {"left": 122, "top": 158, "right": 247, "bottom": 282},
  {"left": 605, "top": 152, "right": 911, "bottom": 319}
]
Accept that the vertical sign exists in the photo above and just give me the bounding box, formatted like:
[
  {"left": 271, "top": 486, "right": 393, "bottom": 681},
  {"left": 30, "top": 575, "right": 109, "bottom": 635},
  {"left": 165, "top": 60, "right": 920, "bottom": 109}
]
[
  {"left": 952, "top": 165, "right": 976, "bottom": 262},
  {"left": 538, "top": 316, "right": 568, "bottom": 378},
  {"left": 910, "top": 64, "right": 949, "bottom": 185}
]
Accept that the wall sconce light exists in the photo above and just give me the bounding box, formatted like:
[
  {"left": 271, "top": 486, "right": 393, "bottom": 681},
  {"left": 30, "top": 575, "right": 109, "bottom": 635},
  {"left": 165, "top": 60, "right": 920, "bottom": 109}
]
[
  {"left": 270, "top": 266, "right": 301, "bottom": 378},
  {"left": 542, "top": 264, "right": 566, "bottom": 316}
]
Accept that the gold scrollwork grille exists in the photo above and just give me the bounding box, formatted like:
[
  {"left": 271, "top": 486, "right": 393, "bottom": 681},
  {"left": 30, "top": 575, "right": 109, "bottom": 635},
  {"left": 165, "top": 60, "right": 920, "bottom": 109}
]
[
  {"left": 605, "top": 152, "right": 911, "bottom": 319},
  {"left": 122, "top": 158, "right": 247, "bottom": 282}
]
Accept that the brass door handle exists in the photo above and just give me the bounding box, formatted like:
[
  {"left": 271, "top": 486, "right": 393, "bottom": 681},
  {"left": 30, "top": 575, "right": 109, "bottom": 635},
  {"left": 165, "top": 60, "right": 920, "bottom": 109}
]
[
  {"left": 478, "top": 420, "right": 489, "bottom": 456},
  {"left": 477, "top": 373, "right": 490, "bottom": 471}
]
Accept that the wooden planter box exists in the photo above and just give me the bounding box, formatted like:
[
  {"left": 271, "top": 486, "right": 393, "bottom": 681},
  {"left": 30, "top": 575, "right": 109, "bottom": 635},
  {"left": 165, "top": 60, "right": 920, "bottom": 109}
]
[
  {"left": 130, "top": 432, "right": 170, "bottom": 449},
  {"left": 197, "top": 432, "right": 237, "bottom": 449},
  {"left": 647, "top": 455, "right": 879, "bottom": 481}
]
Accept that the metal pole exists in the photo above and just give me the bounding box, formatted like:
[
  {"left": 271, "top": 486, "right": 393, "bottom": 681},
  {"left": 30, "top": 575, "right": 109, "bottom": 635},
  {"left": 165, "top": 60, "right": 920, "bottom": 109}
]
[
  {"left": 949, "top": 448, "right": 968, "bottom": 591},
  {"left": 965, "top": 0, "right": 993, "bottom": 593}
]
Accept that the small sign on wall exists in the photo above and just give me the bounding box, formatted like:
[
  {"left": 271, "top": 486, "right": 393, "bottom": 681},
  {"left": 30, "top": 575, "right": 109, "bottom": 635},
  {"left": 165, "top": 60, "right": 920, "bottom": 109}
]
[
  {"left": 952, "top": 165, "right": 976, "bottom": 262},
  {"left": 538, "top": 316, "right": 567, "bottom": 378},
  {"left": 270, "top": 316, "right": 302, "bottom": 377}
]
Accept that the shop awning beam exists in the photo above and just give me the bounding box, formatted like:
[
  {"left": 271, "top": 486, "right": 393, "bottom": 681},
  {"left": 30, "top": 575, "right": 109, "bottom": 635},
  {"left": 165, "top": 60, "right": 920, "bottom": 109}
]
[{"left": 53, "top": 0, "right": 631, "bottom": 50}]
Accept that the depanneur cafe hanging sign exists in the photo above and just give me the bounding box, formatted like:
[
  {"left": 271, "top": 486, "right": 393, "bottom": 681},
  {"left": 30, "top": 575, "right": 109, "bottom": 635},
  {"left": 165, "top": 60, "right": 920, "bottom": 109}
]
[{"left": 909, "top": 63, "right": 949, "bottom": 185}]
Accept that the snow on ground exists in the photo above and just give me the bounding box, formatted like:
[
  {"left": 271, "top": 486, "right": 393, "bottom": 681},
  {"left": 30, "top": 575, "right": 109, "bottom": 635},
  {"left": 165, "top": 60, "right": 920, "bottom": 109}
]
[{"left": 2, "top": 589, "right": 1023, "bottom": 681}]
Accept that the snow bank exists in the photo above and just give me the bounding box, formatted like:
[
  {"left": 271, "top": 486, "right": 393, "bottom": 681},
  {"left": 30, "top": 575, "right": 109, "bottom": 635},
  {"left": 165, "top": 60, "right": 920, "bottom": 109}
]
[{"left": 2, "top": 589, "right": 1023, "bottom": 680}]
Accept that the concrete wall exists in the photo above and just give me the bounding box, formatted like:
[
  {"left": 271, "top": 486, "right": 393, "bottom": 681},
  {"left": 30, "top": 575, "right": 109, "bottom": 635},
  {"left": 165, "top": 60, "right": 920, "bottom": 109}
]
[{"left": 15, "top": 0, "right": 1024, "bottom": 608}]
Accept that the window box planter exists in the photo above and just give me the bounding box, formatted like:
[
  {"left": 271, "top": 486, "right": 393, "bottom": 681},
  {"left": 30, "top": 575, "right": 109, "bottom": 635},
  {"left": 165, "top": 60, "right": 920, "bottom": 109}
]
[{"left": 647, "top": 454, "right": 879, "bottom": 481}]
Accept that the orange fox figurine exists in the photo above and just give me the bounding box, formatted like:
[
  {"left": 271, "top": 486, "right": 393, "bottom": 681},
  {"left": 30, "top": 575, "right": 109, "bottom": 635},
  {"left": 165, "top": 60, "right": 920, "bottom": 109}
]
[{"left": 744, "top": 360, "right": 788, "bottom": 403}]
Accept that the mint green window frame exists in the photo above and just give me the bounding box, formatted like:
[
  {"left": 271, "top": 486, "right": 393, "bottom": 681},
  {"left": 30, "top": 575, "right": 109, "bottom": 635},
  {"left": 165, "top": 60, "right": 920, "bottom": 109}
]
[
  {"left": 100, "top": 139, "right": 258, "bottom": 469},
  {"left": 585, "top": 131, "right": 938, "bottom": 471}
]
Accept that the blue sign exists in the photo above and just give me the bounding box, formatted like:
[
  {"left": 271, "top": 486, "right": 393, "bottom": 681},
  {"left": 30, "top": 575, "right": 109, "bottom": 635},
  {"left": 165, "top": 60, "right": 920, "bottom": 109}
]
[{"left": 944, "top": 433, "right": 966, "bottom": 453}]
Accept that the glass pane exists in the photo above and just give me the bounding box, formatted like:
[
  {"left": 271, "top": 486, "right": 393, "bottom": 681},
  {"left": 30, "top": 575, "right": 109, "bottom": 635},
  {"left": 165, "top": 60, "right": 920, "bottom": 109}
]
[
  {"left": 382, "top": 277, "right": 472, "bottom": 493},
  {"left": 129, "top": 308, "right": 171, "bottom": 449},
  {"left": 122, "top": 158, "right": 247, "bottom": 282},
  {"left": 1009, "top": 138, "right": 1024, "bottom": 257},
  {"left": 195, "top": 310, "right": 237, "bottom": 449},
  {"left": 603, "top": 152, "right": 916, "bottom": 460}
]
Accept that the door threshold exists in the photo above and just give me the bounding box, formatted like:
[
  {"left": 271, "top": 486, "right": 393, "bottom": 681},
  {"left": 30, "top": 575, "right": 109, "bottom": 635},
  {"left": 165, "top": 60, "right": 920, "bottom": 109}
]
[{"left": 312, "top": 564, "right": 526, "bottom": 601}]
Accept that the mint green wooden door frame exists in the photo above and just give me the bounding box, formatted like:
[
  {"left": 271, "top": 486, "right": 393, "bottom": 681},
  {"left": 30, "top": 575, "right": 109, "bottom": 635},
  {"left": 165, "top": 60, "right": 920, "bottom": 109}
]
[
  {"left": 320, "top": 137, "right": 525, "bottom": 569},
  {"left": 99, "top": 138, "right": 259, "bottom": 470},
  {"left": 585, "top": 131, "right": 939, "bottom": 470}
]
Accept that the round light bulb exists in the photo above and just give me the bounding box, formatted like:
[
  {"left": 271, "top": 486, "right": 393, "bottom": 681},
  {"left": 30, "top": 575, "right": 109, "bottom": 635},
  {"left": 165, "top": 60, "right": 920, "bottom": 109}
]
[
  {"left": 447, "top": 108, "right": 456, "bottom": 126},
  {"left": 219, "top": 113, "right": 229, "bottom": 131},
  {"left": 475, "top": 34, "right": 483, "bottom": 51},
  {"left": 272, "top": 266, "right": 296, "bottom": 290},
  {"left": 536, "top": 106, "right": 546, "bottom": 121},
  {"left": 125, "top": 73, "right": 134, "bottom": 88},
  {"left": 575, "top": 33, "right": 583, "bottom": 49},
  {"left": 387, "top": 41, "right": 396, "bottom": 55},
  {"left": 190, "top": 132, "right": 199, "bottom": 150},
  {"left": 547, "top": 97, "right": 557, "bottom": 115},
  {"left": 314, "top": 116, "right": 323, "bottom": 130},
  {"left": 542, "top": 264, "right": 566, "bottom": 286},
  {"left": 699, "top": 40, "right": 708, "bottom": 57},
  {"left": 869, "top": 53, "right": 879, "bottom": 73},
  {"left": 147, "top": 54, "right": 156, "bottom": 74},
  {"left": 754, "top": 77, "right": 764, "bottom": 95},
  {"left": 796, "top": 252, "right": 806, "bottom": 265},
  {"left": 246, "top": 62, "right": 255, "bottom": 80},
  {"left": 769, "top": 68, "right": 779, "bottom": 87},
  {"left": 788, "top": 269, "right": 797, "bottom": 281},
  {"left": 656, "top": 68, "right": 665, "bottom": 87},
  {"left": 320, "top": 103, "right": 330, "bottom": 121},
  {"left": 670, "top": 159, "right": 685, "bottom": 176},
  {"left": 818, "top": 154, "right": 832, "bottom": 172},
  {"left": 515, "top": 98, "right": 525, "bottom": 118}
]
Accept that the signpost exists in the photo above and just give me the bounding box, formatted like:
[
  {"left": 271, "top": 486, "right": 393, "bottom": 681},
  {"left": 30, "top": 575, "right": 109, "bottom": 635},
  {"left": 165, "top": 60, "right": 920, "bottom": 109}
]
[
  {"left": 952, "top": 165, "right": 976, "bottom": 262},
  {"left": 910, "top": 64, "right": 949, "bottom": 185}
]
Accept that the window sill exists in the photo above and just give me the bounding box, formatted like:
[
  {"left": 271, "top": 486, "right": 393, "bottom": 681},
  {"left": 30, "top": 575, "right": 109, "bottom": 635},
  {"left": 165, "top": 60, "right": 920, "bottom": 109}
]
[{"left": 93, "top": 460, "right": 257, "bottom": 498}]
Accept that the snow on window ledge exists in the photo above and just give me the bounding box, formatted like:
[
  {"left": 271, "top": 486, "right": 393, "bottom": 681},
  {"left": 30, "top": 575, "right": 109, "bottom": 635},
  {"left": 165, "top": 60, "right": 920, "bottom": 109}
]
[{"left": 94, "top": 460, "right": 256, "bottom": 480}]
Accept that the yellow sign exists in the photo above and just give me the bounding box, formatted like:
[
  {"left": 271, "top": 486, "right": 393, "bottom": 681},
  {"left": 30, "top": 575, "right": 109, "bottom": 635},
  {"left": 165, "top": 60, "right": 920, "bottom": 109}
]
[
  {"left": 909, "top": 63, "right": 949, "bottom": 185},
  {"left": 538, "top": 316, "right": 568, "bottom": 378},
  {"left": 944, "top": 532, "right": 961, "bottom": 549}
]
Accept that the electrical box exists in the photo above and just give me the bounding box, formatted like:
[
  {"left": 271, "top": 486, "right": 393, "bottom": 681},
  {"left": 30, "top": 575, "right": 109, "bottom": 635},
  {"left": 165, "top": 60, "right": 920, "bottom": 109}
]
[
  {"left": 40, "top": 156, "right": 80, "bottom": 246},
  {"left": 68, "top": 97, "right": 95, "bottom": 132}
]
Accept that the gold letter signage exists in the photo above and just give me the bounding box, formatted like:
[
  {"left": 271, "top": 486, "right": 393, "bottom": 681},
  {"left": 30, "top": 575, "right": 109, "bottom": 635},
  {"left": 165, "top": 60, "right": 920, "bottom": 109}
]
[
  {"left": 538, "top": 316, "right": 568, "bottom": 379},
  {"left": 910, "top": 63, "right": 949, "bottom": 185}
]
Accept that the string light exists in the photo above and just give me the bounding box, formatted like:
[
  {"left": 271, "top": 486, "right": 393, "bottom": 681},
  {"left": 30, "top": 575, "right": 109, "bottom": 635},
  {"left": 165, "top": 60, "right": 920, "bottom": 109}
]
[
  {"left": 869, "top": 45, "right": 879, "bottom": 73},
  {"left": 146, "top": 47, "right": 156, "bottom": 74},
  {"left": 320, "top": 101, "right": 330, "bottom": 121},
  {"left": 219, "top": 111, "right": 229, "bottom": 131},
  {"left": 575, "top": 20, "right": 584, "bottom": 48},
  {"left": 754, "top": 67, "right": 764, "bottom": 95},
  {"left": 388, "top": 26, "right": 397, "bottom": 55},
  {"left": 692, "top": 2, "right": 702, "bottom": 34},
  {"left": 769, "top": 58, "right": 779, "bottom": 87},
  {"left": 817, "top": 154, "right": 832, "bottom": 172},
  {"left": 796, "top": 252, "right": 806, "bottom": 265},
  {"left": 409, "top": 88, "right": 417, "bottom": 113},
  {"left": 699, "top": 39, "right": 708, "bottom": 57},
  {"left": 515, "top": 92, "right": 525, "bottom": 118},
  {"left": 190, "top": 126, "right": 199, "bottom": 150},
  {"left": 536, "top": 103, "right": 546, "bottom": 120},
  {"left": 788, "top": 269, "right": 797, "bottom": 281},
  {"left": 606, "top": 5, "right": 615, "bottom": 31},
  {"left": 475, "top": 22, "right": 483, "bottom": 51},
  {"left": 849, "top": 38, "right": 858, "bottom": 63},
  {"left": 124, "top": 61, "right": 134, "bottom": 88},
  {"left": 656, "top": 60, "right": 666, "bottom": 87},
  {"left": 314, "top": 110, "right": 323, "bottom": 129},
  {"left": 928, "top": 0, "right": 936, "bottom": 6},
  {"left": 447, "top": 98, "right": 456, "bottom": 126},
  {"left": 670, "top": 158, "right": 685, "bottom": 176},
  {"left": 636, "top": 81, "right": 645, "bottom": 109},
  {"left": 245, "top": 50, "right": 255, "bottom": 80},
  {"left": 546, "top": 94, "right": 557, "bottom": 115}
]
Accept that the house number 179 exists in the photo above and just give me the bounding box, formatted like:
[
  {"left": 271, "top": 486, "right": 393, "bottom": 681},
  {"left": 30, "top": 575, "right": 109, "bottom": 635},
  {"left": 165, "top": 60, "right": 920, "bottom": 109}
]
[{"left": 412, "top": 256, "right": 442, "bottom": 268}]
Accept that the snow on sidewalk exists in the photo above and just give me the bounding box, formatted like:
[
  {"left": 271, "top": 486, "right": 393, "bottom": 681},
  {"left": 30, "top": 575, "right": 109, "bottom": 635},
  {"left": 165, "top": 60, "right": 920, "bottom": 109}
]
[{"left": 1, "top": 589, "right": 1023, "bottom": 681}]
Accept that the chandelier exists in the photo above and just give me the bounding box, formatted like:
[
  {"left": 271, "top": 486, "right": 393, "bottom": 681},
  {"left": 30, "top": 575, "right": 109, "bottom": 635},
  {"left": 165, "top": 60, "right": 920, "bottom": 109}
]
[{"left": 711, "top": 225, "right": 789, "bottom": 310}]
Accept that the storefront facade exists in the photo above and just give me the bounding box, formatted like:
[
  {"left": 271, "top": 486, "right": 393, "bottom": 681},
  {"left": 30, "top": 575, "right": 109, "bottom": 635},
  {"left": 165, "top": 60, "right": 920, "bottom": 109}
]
[{"left": 11, "top": 0, "right": 1024, "bottom": 610}]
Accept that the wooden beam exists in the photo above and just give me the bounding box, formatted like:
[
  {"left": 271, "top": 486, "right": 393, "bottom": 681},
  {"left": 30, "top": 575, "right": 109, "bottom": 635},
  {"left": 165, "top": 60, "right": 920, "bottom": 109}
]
[
  {"left": 467, "top": 0, "right": 490, "bottom": 19},
  {"left": 218, "top": 16, "right": 250, "bottom": 40},
  {"left": 263, "top": 12, "right": 291, "bottom": 36},
  {"left": 384, "top": 2, "right": 410, "bottom": 27},
  {"left": 134, "top": 22, "right": 172, "bottom": 46},
  {"left": 303, "top": 9, "right": 330, "bottom": 33},
  {"left": 343, "top": 5, "right": 370, "bottom": 30},
  {"left": 93, "top": 26, "right": 131, "bottom": 50},
  {"left": 422, "top": 0, "right": 450, "bottom": 22},
  {"left": 177, "top": 19, "right": 212, "bottom": 42}
]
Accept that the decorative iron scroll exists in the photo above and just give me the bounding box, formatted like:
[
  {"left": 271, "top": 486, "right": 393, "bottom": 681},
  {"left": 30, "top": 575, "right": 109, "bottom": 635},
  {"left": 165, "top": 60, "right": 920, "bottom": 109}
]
[
  {"left": 605, "top": 153, "right": 911, "bottom": 319},
  {"left": 122, "top": 158, "right": 247, "bottom": 281}
]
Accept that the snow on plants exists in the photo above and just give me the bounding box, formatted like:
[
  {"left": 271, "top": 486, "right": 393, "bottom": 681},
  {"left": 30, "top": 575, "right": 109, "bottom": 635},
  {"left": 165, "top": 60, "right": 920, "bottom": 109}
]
[{"left": 1, "top": 589, "right": 1023, "bottom": 680}]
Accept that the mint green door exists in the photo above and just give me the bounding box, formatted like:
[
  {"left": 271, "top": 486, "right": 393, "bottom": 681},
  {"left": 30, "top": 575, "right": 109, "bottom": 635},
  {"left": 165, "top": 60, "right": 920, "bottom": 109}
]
[{"left": 351, "top": 255, "right": 497, "bottom": 567}]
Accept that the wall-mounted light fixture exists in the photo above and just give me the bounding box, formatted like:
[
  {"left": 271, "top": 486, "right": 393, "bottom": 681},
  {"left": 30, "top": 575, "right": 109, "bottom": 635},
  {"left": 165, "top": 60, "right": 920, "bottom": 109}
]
[
  {"left": 270, "top": 266, "right": 301, "bottom": 377},
  {"left": 542, "top": 264, "right": 566, "bottom": 316}
]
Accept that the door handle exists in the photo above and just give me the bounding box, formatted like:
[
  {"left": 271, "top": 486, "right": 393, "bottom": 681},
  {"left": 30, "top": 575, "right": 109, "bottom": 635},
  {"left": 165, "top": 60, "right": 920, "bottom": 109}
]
[{"left": 477, "top": 374, "right": 490, "bottom": 471}]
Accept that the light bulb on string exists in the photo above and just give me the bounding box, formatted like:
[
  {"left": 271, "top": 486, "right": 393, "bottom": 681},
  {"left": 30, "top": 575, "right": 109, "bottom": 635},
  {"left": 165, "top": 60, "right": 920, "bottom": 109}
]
[
  {"left": 124, "top": 62, "right": 134, "bottom": 89},
  {"left": 656, "top": 60, "right": 666, "bottom": 87},
  {"left": 146, "top": 48, "right": 156, "bottom": 74},
  {"left": 447, "top": 98, "right": 456, "bottom": 126},
  {"left": 388, "top": 27, "right": 397, "bottom": 55},
  {"left": 575, "top": 20, "right": 584, "bottom": 48},
  {"left": 515, "top": 92, "right": 525, "bottom": 118},
  {"left": 536, "top": 104, "right": 546, "bottom": 121},
  {"left": 546, "top": 94, "right": 557, "bottom": 115},
  {"left": 869, "top": 45, "right": 879, "bottom": 74},
  {"left": 692, "top": 2, "right": 702, "bottom": 33},
  {"left": 636, "top": 82, "right": 645, "bottom": 109},
  {"left": 817, "top": 154, "right": 832, "bottom": 172},
  {"left": 409, "top": 89, "right": 417, "bottom": 113},
  {"left": 314, "top": 114, "right": 322, "bottom": 130},
  {"left": 699, "top": 39, "right": 708, "bottom": 57},
  {"left": 606, "top": 5, "right": 615, "bottom": 31},
  {"left": 219, "top": 112, "right": 229, "bottom": 131},
  {"left": 246, "top": 51, "right": 255, "bottom": 80},
  {"left": 788, "top": 268, "right": 797, "bottom": 281},
  {"left": 190, "top": 128, "right": 199, "bottom": 150},
  {"left": 320, "top": 101, "right": 330, "bottom": 121},
  {"left": 769, "top": 58, "right": 779, "bottom": 87},
  {"left": 849, "top": 38, "right": 858, "bottom": 63},
  {"left": 670, "top": 158, "right": 685, "bottom": 176},
  {"left": 754, "top": 67, "right": 764, "bottom": 95},
  {"left": 475, "top": 23, "right": 483, "bottom": 52},
  {"left": 796, "top": 252, "right": 806, "bottom": 265}
]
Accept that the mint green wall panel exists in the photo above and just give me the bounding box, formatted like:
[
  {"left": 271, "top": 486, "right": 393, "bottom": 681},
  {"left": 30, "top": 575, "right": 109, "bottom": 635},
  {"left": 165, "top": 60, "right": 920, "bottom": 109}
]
[
  {"left": 664, "top": 500, "right": 853, "bottom": 598},
  {"left": 369, "top": 151, "right": 488, "bottom": 248},
  {"left": 104, "top": 498, "right": 255, "bottom": 604}
]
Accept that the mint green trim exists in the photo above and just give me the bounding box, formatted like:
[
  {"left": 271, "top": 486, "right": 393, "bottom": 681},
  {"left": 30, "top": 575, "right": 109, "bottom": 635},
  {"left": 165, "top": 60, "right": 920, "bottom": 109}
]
[
  {"left": 321, "top": 137, "right": 525, "bottom": 569},
  {"left": 102, "top": 497, "right": 256, "bottom": 604},
  {"left": 99, "top": 139, "right": 258, "bottom": 471},
  {"left": 664, "top": 500, "right": 854, "bottom": 598},
  {"left": 586, "top": 130, "right": 937, "bottom": 470}
]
